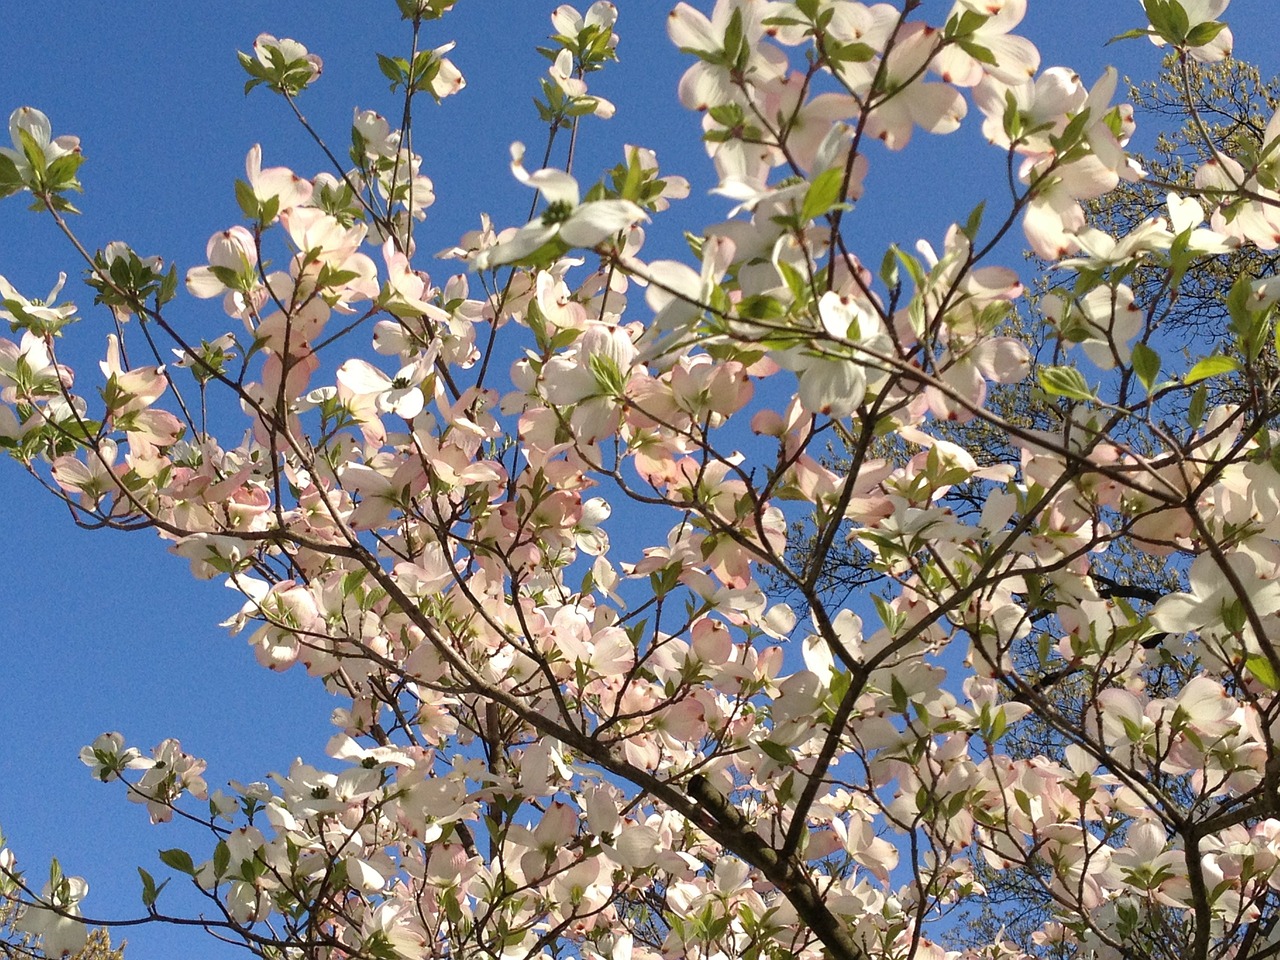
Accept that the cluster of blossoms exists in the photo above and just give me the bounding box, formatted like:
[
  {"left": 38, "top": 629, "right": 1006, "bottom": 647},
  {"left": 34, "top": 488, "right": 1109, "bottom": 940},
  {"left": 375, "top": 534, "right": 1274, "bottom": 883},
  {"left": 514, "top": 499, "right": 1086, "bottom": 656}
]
[{"left": 9, "top": 2, "right": 1280, "bottom": 960}]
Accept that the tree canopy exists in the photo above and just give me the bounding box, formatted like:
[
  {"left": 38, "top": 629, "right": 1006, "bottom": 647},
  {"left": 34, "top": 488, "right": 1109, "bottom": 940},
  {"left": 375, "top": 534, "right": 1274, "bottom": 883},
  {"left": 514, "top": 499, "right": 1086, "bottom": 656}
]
[{"left": 5, "top": 2, "right": 1280, "bottom": 960}]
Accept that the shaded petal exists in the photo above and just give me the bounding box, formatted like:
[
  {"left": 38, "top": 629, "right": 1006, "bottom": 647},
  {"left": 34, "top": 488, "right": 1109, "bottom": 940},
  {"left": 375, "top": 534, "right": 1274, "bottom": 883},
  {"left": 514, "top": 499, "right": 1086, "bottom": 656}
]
[{"left": 560, "top": 200, "right": 646, "bottom": 246}]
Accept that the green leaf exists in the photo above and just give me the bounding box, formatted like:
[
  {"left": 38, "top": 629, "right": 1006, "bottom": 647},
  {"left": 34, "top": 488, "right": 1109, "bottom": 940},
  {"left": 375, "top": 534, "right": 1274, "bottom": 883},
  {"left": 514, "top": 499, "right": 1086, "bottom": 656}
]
[
  {"left": 0, "top": 151, "right": 22, "bottom": 190},
  {"left": 1165, "top": 0, "right": 1190, "bottom": 40},
  {"left": 588, "top": 352, "right": 626, "bottom": 396},
  {"left": 957, "top": 39, "right": 997, "bottom": 65},
  {"left": 707, "top": 102, "right": 745, "bottom": 129},
  {"left": 45, "top": 153, "right": 84, "bottom": 191},
  {"left": 722, "top": 8, "right": 746, "bottom": 66},
  {"left": 988, "top": 707, "right": 1008, "bottom": 742},
  {"left": 158, "top": 264, "right": 179, "bottom": 306},
  {"left": 737, "top": 294, "right": 786, "bottom": 320},
  {"left": 1131, "top": 342, "right": 1160, "bottom": 392},
  {"left": 892, "top": 245, "right": 927, "bottom": 289},
  {"left": 1185, "top": 19, "right": 1227, "bottom": 47},
  {"left": 825, "top": 40, "right": 876, "bottom": 64},
  {"left": 16, "top": 129, "right": 47, "bottom": 183},
  {"left": 619, "top": 149, "right": 645, "bottom": 204},
  {"left": 1142, "top": 0, "right": 1171, "bottom": 33},
  {"left": 1226, "top": 271, "right": 1252, "bottom": 327},
  {"left": 800, "top": 166, "right": 845, "bottom": 223},
  {"left": 1184, "top": 354, "right": 1240, "bottom": 384},
  {"left": 1038, "top": 366, "right": 1095, "bottom": 402},
  {"left": 757, "top": 739, "right": 794, "bottom": 764},
  {"left": 213, "top": 840, "right": 231, "bottom": 879},
  {"left": 1106, "top": 27, "right": 1154, "bottom": 44},
  {"left": 1188, "top": 382, "right": 1208, "bottom": 427},
  {"left": 1002, "top": 89, "right": 1024, "bottom": 141},
  {"left": 889, "top": 675, "right": 909, "bottom": 714},
  {"left": 1246, "top": 656, "right": 1280, "bottom": 691},
  {"left": 879, "top": 247, "right": 900, "bottom": 289},
  {"left": 45, "top": 195, "right": 81, "bottom": 215},
  {"left": 1226, "top": 273, "right": 1270, "bottom": 362},
  {"left": 159, "top": 848, "right": 196, "bottom": 876},
  {"left": 1050, "top": 107, "right": 1092, "bottom": 154},
  {"left": 137, "top": 867, "right": 169, "bottom": 908},
  {"left": 234, "top": 179, "right": 259, "bottom": 220},
  {"left": 961, "top": 200, "right": 986, "bottom": 243}
]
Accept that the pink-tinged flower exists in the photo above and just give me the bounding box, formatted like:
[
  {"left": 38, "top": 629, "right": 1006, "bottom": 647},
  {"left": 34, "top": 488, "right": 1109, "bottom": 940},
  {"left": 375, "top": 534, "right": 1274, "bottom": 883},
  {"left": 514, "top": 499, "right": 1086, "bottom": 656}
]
[
  {"left": 623, "top": 145, "right": 690, "bottom": 212},
  {"left": 353, "top": 109, "right": 402, "bottom": 158},
  {"left": 246, "top": 580, "right": 324, "bottom": 671},
  {"left": 1165, "top": 191, "right": 1234, "bottom": 253},
  {"left": 974, "top": 66, "right": 1087, "bottom": 153},
  {"left": 0, "top": 106, "right": 80, "bottom": 186},
  {"left": 243, "top": 34, "right": 323, "bottom": 93},
  {"left": 1172, "top": 675, "right": 1237, "bottom": 740},
  {"left": 861, "top": 24, "right": 967, "bottom": 150},
  {"left": 252, "top": 35, "right": 318, "bottom": 71},
  {"left": 642, "top": 235, "right": 735, "bottom": 345},
  {"left": 1144, "top": 0, "right": 1232, "bottom": 62},
  {"left": 574, "top": 497, "right": 611, "bottom": 555},
  {"left": 422, "top": 41, "right": 466, "bottom": 100},
  {"left": 78, "top": 731, "right": 144, "bottom": 782},
  {"left": 172, "top": 332, "right": 238, "bottom": 380},
  {"left": 371, "top": 163, "right": 436, "bottom": 231},
  {"left": 726, "top": 72, "right": 859, "bottom": 178},
  {"left": 978, "top": 68, "right": 1138, "bottom": 257},
  {"left": 99, "top": 334, "right": 167, "bottom": 416},
  {"left": 339, "top": 457, "right": 427, "bottom": 530},
  {"left": 1197, "top": 156, "right": 1280, "bottom": 250},
  {"left": 778, "top": 291, "right": 893, "bottom": 419},
  {"left": 0, "top": 330, "right": 72, "bottom": 402},
  {"left": 15, "top": 875, "right": 89, "bottom": 958},
  {"left": 1023, "top": 155, "right": 1126, "bottom": 259},
  {"left": 1111, "top": 820, "right": 1188, "bottom": 906},
  {"left": 552, "top": 2, "right": 617, "bottom": 42},
  {"left": 542, "top": 322, "right": 637, "bottom": 405},
  {"left": 549, "top": 49, "right": 615, "bottom": 119},
  {"left": 225, "top": 879, "right": 271, "bottom": 924},
  {"left": 95, "top": 334, "right": 182, "bottom": 458},
  {"left": 1056, "top": 219, "right": 1175, "bottom": 270},
  {"left": 280, "top": 208, "right": 379, "bottom": 306},
  {"left": 336, "top": 357, "right": 430, "bottom": 420},
  {"left": 186, "top": 227, "right": 258, "bottom": 299},
  {"left": 171, "top": 532, "right": 254, "bottom": 579},
  {"left": 244, "top": 144, "right": 312, "bottom": 218},
  {"left": 1194, "top": 107, "right": 1280, "bottom": 250},
  {"left": 1043, "top": 284, "right": 1143, "bottom": 370},
  {"left": 0, "top": 272, "right": 77, "bottom": 335},
  {"left": 1149, "top": 541, "right": 1280, "bottom": 642},
  {"left": 934, "top": 0, "right": 1040, "bottom": 86},
  {"left": 128, "top": 738, "right": 208, "bottom": 823},
  {"left": 52, "top": 439, "right": 124, "bottom": 509},
  {"left": 100, "top": 241, "right": 162, "bottom": 274},
  {"left": 474, "top": 143, "right": 647, "bottom": 269},
  {"left": 378, "top": 239, "right": 446, "bottom": 320},
  {"left": 93, "top": 242, "right": 165, "bottom": 323},
  {"left": 926, "top": 337, "right": 1031, "bottom": 420},
  {"left": 665, "top": 353, "right": 753, "bottom": 425},
  {"left": 668, "top": 0, "right": 787, "bottom": 111}
]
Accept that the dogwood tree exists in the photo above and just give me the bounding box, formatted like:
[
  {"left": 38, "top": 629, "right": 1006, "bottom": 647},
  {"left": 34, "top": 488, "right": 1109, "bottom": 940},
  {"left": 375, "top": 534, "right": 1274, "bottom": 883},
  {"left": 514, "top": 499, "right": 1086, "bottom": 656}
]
[{"left": 3, "top": 2, "right": 1280, "bottom": 959}]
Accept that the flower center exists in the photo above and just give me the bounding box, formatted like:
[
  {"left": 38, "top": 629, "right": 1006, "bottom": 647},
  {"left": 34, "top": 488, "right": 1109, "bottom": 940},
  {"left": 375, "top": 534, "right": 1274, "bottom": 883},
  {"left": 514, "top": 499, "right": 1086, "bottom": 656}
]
[{"left": 541, "top": 199, "right": 575, "bottom": 226}]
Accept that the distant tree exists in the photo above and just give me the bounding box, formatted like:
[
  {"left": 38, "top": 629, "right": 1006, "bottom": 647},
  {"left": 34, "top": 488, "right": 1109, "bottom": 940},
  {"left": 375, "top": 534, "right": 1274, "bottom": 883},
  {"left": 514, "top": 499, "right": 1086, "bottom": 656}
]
[{"left": 771, "top": 48, "right": 1280, "bottom": 957}]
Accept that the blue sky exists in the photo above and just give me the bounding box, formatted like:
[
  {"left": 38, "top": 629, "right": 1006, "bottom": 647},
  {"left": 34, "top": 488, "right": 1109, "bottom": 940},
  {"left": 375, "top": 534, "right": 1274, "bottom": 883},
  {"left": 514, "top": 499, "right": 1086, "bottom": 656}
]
[{"left": 0, "top": 2, "right": 1274, "bottom": 958}]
